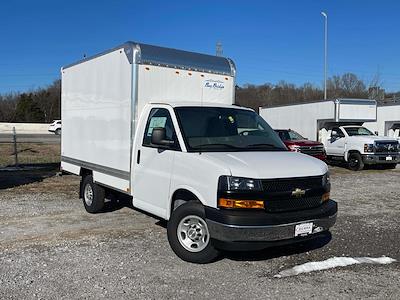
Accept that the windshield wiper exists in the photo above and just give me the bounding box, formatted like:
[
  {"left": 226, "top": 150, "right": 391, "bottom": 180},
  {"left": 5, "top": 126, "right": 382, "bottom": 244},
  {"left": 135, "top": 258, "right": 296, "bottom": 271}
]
[
  {"left": 193, "top": 143, "right": 242, "bottom": 149},
  {"left": 246, "top": 143, "right": 286, "bottom": 150}
]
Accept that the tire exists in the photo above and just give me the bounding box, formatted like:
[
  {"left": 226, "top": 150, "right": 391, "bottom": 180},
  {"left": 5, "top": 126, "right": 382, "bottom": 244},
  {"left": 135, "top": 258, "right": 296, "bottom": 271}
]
[
  {"left": 167, "top": 201, "right": 219, "bottom": 263},
  {"left": 348, "top": 152, "right": 364, "bottom": 171},
  {"left": 81, "top": 175, "right": 105, "bottom": 213},
  {"left": 55, "top": 128, "right": 61, "bottom": 135}
]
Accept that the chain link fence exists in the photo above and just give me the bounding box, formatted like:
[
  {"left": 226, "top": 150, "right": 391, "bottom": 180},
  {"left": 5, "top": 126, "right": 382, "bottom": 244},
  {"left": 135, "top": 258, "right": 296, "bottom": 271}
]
[{"left": 0, "top": 127, "right": 60, "bottom": 168}]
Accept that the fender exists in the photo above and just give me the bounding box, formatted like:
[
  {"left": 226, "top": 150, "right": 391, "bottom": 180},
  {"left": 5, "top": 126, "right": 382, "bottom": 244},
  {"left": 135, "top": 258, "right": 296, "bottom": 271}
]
[{"left": 167, "top": 185, "right": 208, "bottom": 220}]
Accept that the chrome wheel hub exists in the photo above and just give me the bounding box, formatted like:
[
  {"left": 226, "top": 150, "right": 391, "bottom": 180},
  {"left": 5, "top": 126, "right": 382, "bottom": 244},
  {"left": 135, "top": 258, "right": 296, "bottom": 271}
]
[
  {"left": 177, "top": 215, "right": 210, "bottom": 252},
  {"left": 84, "top": 184, "right": 94, "bottom": 206}
]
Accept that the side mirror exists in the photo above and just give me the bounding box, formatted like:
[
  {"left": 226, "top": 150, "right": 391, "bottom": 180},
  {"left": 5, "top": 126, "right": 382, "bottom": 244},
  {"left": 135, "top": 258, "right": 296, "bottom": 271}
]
[{"left": 151, "top": 127, "right": 175, "bottom": 147}]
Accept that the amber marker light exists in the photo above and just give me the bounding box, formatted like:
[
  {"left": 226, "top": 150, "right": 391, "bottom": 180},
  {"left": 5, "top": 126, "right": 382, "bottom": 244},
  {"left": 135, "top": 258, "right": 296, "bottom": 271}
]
[
  {"left": 322, "top": 192, "right": 330, "bottom": 202},
  {"left": 218, "top": 198, "right": 264, "bottom": 209}
]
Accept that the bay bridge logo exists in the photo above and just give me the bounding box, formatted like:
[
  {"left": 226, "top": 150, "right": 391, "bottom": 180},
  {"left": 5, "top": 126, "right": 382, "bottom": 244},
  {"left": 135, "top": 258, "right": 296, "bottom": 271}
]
[{"left": 204, "top": 80, "right": 225, "bottom": 90}]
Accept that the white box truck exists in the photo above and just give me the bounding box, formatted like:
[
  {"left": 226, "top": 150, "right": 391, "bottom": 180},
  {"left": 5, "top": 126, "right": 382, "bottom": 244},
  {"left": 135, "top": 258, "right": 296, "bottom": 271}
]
[
  {"left": 61, "top": 42, "right": 337, "bottom": 263},
  {"left": 260, "top": 99, "right": 400, "bottom": 171}
]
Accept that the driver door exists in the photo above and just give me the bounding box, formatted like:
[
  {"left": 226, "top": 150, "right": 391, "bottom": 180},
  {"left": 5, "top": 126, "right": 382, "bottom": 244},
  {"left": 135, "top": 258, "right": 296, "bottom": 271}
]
[
  {"left": 133, "top": 106, "right": 180, "bottom": 219},
  {"left": 326, "top": 127, "right": 346, "bottom": 156}
]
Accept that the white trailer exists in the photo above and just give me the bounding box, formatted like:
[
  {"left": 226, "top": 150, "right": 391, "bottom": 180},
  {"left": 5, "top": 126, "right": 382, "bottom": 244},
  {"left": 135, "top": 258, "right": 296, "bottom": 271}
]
[
  {"left": 260, "top": 99, "right": 399, "bottom": 170},
  {"left": 61, "top": 42, "right": 337, "bottom": 263}
]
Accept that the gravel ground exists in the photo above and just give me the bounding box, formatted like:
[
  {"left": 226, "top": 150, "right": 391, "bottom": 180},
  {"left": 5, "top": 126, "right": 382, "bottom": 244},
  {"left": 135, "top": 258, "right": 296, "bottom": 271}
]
[{"left": 0, "top": 166, "right": 399, "bottom": 299}]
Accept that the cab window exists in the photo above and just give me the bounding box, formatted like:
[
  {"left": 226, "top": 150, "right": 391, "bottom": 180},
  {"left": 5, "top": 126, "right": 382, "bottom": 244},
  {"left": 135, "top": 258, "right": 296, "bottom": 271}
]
[{"left": 143, "top": 108, "right": 180, "bottom": 150}]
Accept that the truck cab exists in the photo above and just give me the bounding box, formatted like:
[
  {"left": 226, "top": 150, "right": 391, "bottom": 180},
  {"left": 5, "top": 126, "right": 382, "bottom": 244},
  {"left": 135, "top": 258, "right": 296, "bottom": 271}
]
[
  {"left": 129, "top": 102, "right": 337, "bottom": 262},
  {"left": 325, "top": 125, "right": 399, "bottom": 171}
]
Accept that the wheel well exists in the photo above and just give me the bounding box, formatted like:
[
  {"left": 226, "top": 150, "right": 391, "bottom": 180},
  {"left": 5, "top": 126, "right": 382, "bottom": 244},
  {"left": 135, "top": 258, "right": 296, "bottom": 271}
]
[
  {"left": 80, "top": 168, "right": 92, "bottom": 177},
  {"left": 79, "top": 169, "right": 92, "bottom": 199},
  {"left": 170, "top": 189, "right": 201, "bottom": 212},
  {"left": 346, "top": 150, "right": 360, "bottom": 161}
]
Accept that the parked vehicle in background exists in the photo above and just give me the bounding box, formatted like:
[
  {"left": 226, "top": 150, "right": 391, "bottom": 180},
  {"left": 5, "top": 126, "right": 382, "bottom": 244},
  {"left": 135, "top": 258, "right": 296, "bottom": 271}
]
[
  {"left": 275, "top": 129, "right": 326, "bottom": 161},
  {"left": 325, "top": 125, "right": 399, "bottom": 171},
  {"left": 48, "top": 120, "right": 61, "bottom": 135},
  {"left": 260, "top": 98, "right": 399, "bottom": 171},
  {"left": 61, "top": 41, "right": 337, "bottom": 263}
]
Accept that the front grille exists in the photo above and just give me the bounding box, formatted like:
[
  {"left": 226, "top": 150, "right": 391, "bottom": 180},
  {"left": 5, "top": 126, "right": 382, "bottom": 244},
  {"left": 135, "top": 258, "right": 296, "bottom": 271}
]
[
  {"left": 375, "top": 141, "right": 399, "bottom": 153},
  {"left": 298, "top": 145, "right": 325, "bottom": 156},
  {"left": 265, "top": 195, "right": 323, "bottom": 213},
  {"left": 261, "top": 176, "right": 325, "bottom": 212},
  {"left": 262, "top": 176, "right": 323, "bottom": 193}
]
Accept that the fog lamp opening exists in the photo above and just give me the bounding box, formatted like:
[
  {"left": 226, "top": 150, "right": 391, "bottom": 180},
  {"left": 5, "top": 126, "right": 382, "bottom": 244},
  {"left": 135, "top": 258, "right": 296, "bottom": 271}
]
[{"left": 322, "top": 192, "right": 330, "bottom": 202}]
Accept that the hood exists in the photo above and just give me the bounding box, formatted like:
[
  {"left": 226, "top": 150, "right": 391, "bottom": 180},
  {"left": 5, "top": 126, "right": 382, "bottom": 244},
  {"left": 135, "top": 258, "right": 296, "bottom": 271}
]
[
  {"left": 202, "top": 151, "right": 328, "bottom": 179},
  {"left": 284, "top": 139, "right": 322, "bottom": 146},
  {"left": 347, "top": 135, "right": 399, "bottom": 144}
]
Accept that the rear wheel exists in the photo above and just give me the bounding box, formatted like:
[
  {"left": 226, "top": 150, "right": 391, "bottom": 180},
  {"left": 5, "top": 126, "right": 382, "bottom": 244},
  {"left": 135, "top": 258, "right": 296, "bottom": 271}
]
[
  {"left": 55, "top": 128, "right": 61, "bottom": 135},
  {"left": 348, "top": 152, "right": 364, "bottom": 171},
  {"left": 167, "top": 201, "right": 219, "bottom": 263},
  {"left": 81, "top": 175, "right": 105, "bottom": 213}
]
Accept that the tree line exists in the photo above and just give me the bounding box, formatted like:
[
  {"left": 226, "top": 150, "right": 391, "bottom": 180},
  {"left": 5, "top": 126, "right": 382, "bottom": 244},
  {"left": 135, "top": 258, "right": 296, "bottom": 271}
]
[
  {"left": 0, "top": 80, "right": 61, "bottom": 123},
  {"left": 0, "top": 73, "right": 399, "bottom": 122},
  {"left": 236, "top": 73, "right": 399, "bottom": 111}
]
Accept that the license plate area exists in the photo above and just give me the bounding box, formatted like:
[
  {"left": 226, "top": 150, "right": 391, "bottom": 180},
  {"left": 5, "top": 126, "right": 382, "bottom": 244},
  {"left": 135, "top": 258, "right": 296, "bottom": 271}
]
[
  {"left": 294, "top": 222, "right": 313, "bottom": 237},
  {"left": 386, "top": 156, "right": 393, "bottom": 161}
]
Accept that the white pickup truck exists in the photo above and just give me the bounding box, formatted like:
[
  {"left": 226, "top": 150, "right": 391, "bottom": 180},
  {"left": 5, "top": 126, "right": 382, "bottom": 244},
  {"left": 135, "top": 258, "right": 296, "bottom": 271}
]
[
  {"left": 61, "top": 42, "right": 337, "bottom": 263},
  {"left": 325, "top": 125, "right": 399, "bottom": 171}
]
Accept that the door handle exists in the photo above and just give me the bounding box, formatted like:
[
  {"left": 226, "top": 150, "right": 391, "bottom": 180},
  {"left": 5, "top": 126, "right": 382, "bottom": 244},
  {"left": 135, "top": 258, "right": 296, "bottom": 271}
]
[{"left": 137, "top": 150, "right": 141, "bottom": 164}]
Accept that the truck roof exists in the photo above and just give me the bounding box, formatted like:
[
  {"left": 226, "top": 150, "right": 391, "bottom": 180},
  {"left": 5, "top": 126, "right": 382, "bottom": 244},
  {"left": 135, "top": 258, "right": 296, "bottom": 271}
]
[
  {"left": 62, "top": 41, "right": 236, "bottom": 76},
  {"left": 150, "top": 102, "right": 253, "bottom": 111}
]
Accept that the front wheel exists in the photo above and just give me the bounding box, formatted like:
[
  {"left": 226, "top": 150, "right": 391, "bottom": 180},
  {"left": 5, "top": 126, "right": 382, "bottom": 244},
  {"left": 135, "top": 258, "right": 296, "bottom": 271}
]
[
  {"left": 348, "top": 152, "right": 364, "bottom": 171},
  {"left": 167, "top": 201, "right": 219, "bottom": 263}
]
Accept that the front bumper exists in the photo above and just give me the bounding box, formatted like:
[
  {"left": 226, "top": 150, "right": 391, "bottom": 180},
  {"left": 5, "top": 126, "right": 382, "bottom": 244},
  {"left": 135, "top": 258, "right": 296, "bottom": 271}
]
[
  {"left": 362, "top": 153, "right": 399, "bottom": 164},
  {"left": 205, "top": 200, "right": 337, "bottom": 244}
]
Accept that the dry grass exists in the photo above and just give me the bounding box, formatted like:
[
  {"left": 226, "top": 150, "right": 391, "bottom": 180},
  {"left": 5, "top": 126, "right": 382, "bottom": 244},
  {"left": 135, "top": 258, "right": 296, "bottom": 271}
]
[{"left": 0, "top": 143, "right": 60, "bottom": 167}]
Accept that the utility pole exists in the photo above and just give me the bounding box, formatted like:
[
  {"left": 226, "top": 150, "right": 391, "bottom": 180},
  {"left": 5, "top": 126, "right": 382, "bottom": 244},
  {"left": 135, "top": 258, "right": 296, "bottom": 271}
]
[
  {"left": 216, "top": 41, "right": 223, "bottom": 57},
  {"left": 321, "top": 11, "right": 328, "bottom": 100}
]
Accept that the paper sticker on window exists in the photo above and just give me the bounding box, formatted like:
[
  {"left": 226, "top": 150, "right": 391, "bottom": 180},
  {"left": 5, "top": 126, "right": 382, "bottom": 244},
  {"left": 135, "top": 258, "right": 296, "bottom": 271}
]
[{"left": 147, "top": 117, "right": 167, "bottom": 136}]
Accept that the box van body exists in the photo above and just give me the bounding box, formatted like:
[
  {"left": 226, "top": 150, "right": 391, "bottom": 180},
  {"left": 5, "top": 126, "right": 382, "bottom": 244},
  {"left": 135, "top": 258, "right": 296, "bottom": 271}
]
[{"left": 61, "top": 42, "right": 337, "bottom": 263}]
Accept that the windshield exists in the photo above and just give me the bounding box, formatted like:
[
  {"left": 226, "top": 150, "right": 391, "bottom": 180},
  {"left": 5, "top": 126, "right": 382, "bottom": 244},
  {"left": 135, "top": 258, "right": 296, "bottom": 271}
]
[
  {"left": 174, "top": 107, "right": 287, "bottom": 152},
  {"left": 344, "top": 127, "right": 374, "bottom": 136},
  {"left": 276, "top": 129, "right": 305, "bottom": 141}
]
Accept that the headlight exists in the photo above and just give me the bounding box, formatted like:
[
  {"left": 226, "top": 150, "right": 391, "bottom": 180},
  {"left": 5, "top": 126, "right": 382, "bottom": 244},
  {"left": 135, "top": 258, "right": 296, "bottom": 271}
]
[
  {"left": 218, "top": 176, "right": 262, "bottom": 191},
  {"left": 364, "top": 143, "right": 374, "bottom": 153},
  {"left": 322, "top": 172, "right": 330, "bottom": 187},
  {"left": 288, "top": 145, "right": 301, "bottom": 152}
]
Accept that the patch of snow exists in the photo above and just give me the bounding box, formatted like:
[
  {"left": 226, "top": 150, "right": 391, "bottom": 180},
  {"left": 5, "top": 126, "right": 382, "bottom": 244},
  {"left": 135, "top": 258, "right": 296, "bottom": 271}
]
[{"left": 274, "top": 256, "right": 396, "bottom": 278}]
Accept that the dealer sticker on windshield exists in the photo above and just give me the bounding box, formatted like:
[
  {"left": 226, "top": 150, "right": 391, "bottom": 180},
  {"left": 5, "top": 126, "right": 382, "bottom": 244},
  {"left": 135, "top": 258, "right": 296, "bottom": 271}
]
[{"left": 294, "top": 222, "right": 313, "bottom": 237}]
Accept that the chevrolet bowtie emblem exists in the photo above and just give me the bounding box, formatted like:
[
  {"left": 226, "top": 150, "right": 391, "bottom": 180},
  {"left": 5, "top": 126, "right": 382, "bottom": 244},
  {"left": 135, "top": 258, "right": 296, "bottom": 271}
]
[{"left": 292, "top": 188, "right": 306, "bottom": 198}]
